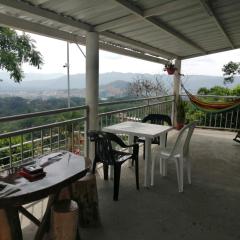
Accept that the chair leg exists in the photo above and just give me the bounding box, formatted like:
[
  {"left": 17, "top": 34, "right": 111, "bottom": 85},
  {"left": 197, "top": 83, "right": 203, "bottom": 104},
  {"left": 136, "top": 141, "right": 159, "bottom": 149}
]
[
  {"left": 113, "top": 164, "right": 121, "bottom": 201},
  {"left": 135, "top": 157, "right": 139, "bottom": 190},
  {"left": 179, "top": 157, "right": 184, "bottom": 192},
  {"left": 151, "top": 155, "right": 156, "bottom": 186},
  {"left": 143, "top": 142, "right": 145, "bottom": 160},
  {"left": 160, "top": 158, "right": 163, "bottom": 176},
  {"left": 91, "top": 159, "right": 97, "bottom": 174},
  {"left": 162, "top": 159, "right": 167, "bottom": 177},
  {"left": 175, "top": 158, "right": 182, "bottom": 192},
  {"left": 103, "top": 163, "right": 108, "bottom": 180},
  {"left": 165, "top": 133, "right": 168, "bottom": 147},
  {"left": 186, "top": 157, "right": 191, "bottom": 184}
]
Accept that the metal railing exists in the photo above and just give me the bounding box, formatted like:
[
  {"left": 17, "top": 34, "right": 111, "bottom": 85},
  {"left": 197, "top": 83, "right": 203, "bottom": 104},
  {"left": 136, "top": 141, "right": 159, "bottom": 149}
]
[
  {"left": 98, "top": 95, "right": 174, "bottom": 129},
  {"left": 0, "top": 105, "right": 88, "bottom": 170},
  {"left": 1, "top": 92, "right": 237, "bottom": 229},
  {"left": 0, "top": 93, "right": 239, "bottom": 171},
  {"left": 182, "top": 94, "right": 240, "bottom": 131}
]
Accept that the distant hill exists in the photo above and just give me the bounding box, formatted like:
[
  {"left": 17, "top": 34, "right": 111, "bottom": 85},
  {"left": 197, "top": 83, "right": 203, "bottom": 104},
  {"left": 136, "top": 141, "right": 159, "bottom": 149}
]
[{"left": 0, "top": 72, "right": 239, "bottom": 98}]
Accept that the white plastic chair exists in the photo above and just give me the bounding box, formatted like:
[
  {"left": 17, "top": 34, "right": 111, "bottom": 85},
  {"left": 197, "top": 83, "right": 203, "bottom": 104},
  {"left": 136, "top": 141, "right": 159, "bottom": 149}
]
[{"left": 151, "top": 122, "right": 196, "bottom": 192}]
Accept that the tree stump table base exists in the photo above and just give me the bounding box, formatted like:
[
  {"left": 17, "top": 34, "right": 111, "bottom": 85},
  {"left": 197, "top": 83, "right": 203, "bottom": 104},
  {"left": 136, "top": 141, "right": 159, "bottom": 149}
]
[
  {"left": 51, "top": 200, "right": 79, "bottom": 240},
  {"left": 72, "top": 173, "right": 100, "bottom": 227}
]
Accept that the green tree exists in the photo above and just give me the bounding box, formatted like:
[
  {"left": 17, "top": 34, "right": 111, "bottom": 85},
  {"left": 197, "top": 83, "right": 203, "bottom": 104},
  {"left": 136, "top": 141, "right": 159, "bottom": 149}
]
[
  {"left": 0, "top": 27, "right": 43, "bottom": 82},
  {"left": 197, "top": 87, "right": 209, "bottom": 95},
  {"left": 222, "top": 61, "right": 240, "bottom": 85}
]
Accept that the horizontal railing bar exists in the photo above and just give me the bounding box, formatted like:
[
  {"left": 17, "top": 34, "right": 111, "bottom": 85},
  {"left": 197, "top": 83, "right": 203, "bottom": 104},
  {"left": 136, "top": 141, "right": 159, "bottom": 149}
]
[
  {"left": 0, "top": 133, "right": 65, "bottom": 152},
  {"left": 0, "top": 117, "right": 86, "bottom": 139},
  {"left": 98, "top": 100, "right": 173, "bottom": 117},
  {"left": 197, "top": 126, "right": 239, "bottom": 131},
  {"left": 99, "top": 95, "right": 174, "bottom": 106},
  {"left": 0, "top": 96, "right": 174, "bottom": 123},
  {"left": 0, "top": 105, "right": 88, "bottom": 123}
]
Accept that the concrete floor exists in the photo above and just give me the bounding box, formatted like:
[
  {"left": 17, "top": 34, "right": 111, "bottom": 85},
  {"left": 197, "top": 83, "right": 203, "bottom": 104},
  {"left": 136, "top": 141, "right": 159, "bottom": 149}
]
[
  {"left": 23, "top": 128, "right": 240, "bottom": 240},
  {"left": 80, "top": 129, "right": 240, "bottom": 240}
]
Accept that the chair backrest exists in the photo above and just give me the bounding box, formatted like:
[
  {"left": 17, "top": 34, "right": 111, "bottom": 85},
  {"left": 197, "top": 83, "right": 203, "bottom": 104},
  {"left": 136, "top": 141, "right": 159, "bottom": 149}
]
[
  {"left": 142, "top": 114, "right": 172, "bottom": 126},
  {"left": 88, "top": 131, "right": 114, "bottom": 165},
  {"left": 170, "top": 122, "right": 196, "bottom": 158}
]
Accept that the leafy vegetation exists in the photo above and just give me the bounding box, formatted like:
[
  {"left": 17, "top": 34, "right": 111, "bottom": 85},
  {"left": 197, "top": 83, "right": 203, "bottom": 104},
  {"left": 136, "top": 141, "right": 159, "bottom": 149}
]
[
  {"left": 0, "top": 27, "right": 43, "bottom": 82},
  {"left": 185, "top": 84, "right": 240, "bottom": 126},
  {"left": 0, "top": 97, "right": 85, "bottom": 132},
  {"left": 222, "top": 61, "right": 240, "bottom": 84}
]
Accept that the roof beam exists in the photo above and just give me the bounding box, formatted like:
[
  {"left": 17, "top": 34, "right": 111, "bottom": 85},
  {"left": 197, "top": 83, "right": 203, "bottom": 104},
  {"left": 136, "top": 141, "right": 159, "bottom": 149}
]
[
  {"left": 0, "top": 0, "right": 174, "bottom": 60},
  {"left": 0, "top": 12, "right": 86, "bottom": 44},
  {"left": 94, "top": 0, "right": 194, "bottom": 32},
  {"left": 0, "top": 13, "right": 167, "bottom": 64},
  {"left": 101, "top": 31, "right": 178, "bottom": 59},
  {"left": 94, "top": 15, "right": 137, "bottom": 32},
  {"left": 113, "top": 0, "right": 206, "bottom": 53},
  {"left": 144, "top": 0, "right": 193, "bottom": 17},
  {"left": 198, "top": 0, "right": 235, "bottom": 49},
  {"left": 0, "top": 0, "right": 93, "bottom": 31},
  {"left": 100, "top": 44, "right": 168, "bottom": 65}
]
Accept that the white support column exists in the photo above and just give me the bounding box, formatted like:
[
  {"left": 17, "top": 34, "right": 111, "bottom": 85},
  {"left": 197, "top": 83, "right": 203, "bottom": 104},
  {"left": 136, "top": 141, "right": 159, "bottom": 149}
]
[
  {"left": 85, "top": 32, "right": 99, "bottom": 160},
  {"left": 172, "top": 59, "right": 181, "bottom": 127}
]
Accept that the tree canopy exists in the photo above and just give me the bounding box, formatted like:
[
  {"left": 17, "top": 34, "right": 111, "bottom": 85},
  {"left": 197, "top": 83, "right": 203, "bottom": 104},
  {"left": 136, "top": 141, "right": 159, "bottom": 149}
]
[
  {"left": 197, "top": 85, "right": 240, "bottom": 96},
  {"left": 128, "top": 74, "right": 168, "bottom": 97},
  {"left": 222, "top": 61, "right": 240, "bottom": 84},
  {"left": 0, "top": 27, "right": 43, "bottom": 82}
]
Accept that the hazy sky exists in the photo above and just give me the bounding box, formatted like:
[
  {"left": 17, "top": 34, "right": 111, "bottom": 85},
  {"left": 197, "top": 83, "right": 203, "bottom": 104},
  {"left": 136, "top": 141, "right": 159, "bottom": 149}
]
[{"left": 23, "top": 32, "right": 240, "bottom": 77}]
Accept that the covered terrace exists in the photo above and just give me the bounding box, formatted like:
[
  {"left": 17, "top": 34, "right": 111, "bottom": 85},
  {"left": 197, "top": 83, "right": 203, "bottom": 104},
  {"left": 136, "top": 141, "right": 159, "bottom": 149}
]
[{"left": 0, "top": 0, "right": 239, "bottom": 239}]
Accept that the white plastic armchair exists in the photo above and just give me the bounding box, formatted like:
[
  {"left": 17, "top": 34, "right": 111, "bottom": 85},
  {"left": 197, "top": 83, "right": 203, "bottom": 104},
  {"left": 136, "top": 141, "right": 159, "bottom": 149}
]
[{"left": 151, "top": 122, "right": 197, "bottom": 192}]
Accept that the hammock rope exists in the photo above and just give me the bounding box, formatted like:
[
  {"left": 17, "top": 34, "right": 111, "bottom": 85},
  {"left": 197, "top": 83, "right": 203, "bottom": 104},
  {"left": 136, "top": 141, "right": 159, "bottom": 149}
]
[{"left": 182, "top": 84, "right": 240, "bottom": 113}]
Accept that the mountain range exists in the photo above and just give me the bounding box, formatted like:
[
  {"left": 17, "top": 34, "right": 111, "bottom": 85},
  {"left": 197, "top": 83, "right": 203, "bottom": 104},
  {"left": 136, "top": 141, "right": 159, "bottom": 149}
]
[{"left": 0, "top": 72, "right": 239, "bottom": 99}]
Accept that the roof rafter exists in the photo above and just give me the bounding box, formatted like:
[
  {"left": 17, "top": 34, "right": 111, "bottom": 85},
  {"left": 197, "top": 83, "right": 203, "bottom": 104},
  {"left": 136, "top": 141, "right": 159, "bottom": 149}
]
[
  {"left": 94, "top": 15, "right": 137, "bottom": 32},
  {"left": 0, "top": 13, "right": 168, "bottom": 65},
  {"left": 113, "top": 0, "right": 207, "bottom": 53},
  {"left": 94, "top": 0, "right": 194, "bottom": 32},
  {"left": 0, "top": 0, "right": 93, "bottom": 31},
  {"left": 0, "top": 0, "right": 175, "bottom": 60},
  {"left": 101, "top": 45, "right": 168, "bottom": 65},
  {"left": 101, "top": 31, "right": 177, "bottom": 59},
  {"left": 144, "top": 0, "right": 193, "bottom": 17},
  {"left": 198, "top": 0, "right": 235, "bottom": 49}
]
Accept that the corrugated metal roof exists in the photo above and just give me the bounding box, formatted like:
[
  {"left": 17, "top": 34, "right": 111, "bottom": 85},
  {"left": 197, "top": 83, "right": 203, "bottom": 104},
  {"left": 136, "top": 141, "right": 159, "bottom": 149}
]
[{"left": 0, "top": 0, "right": 239, "bottom": 63}]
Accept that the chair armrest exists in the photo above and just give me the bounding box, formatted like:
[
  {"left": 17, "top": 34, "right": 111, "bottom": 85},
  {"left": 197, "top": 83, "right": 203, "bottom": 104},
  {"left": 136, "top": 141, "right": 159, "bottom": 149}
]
[{"left": 106, "top": 132, "right": 139, "bottom": 150}]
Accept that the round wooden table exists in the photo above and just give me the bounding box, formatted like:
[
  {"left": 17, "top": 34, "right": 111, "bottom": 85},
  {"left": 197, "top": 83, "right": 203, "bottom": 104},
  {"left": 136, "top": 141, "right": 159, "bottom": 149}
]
[{"left": 0, "top": 151, "right": 89, "bottom": 240}]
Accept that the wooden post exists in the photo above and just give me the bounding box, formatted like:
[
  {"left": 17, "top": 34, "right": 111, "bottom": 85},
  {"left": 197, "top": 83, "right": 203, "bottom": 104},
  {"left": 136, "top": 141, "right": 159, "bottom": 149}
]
[
  {"left": 51, "top": 200, "right": 79, "bottom": 240},
  {"left": 72, "top": 173, "right": 100, "bottom": 227}
]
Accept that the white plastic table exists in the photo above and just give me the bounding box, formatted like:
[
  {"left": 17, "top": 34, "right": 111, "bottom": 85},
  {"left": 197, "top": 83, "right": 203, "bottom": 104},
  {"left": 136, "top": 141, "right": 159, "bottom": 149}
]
[{"left": 103, "top": 121, "right": 173, "bottom": 187}]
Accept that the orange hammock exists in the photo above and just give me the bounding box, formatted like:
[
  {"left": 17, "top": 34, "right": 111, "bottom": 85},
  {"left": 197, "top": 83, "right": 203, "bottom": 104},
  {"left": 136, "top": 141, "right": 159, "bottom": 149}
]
[{"left": 182, "top": 85, "right": 240, "bottom": 113}]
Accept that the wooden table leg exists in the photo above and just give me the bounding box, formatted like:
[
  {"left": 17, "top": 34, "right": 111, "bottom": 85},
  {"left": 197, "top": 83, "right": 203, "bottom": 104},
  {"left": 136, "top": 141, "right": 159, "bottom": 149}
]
[
  {"left": 34, "top": 195, "right": 56, "bottom": 240},
  {"left": 5, "top": 207, "right": 23, "bottom": 240}
]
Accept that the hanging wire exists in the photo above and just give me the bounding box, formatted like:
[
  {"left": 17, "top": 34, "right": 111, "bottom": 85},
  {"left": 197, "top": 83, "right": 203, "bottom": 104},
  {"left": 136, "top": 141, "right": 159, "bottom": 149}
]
[{"left": 75, "top": 43, "right": 86, "bottom": 58}]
